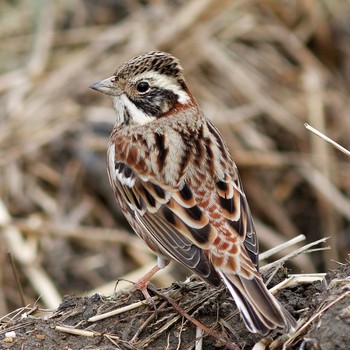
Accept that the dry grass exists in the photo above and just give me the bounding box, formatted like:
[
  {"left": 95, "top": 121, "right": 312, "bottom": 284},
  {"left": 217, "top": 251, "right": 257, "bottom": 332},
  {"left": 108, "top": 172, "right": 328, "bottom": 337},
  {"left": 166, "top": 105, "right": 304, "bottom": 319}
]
[{"left": 0, "top": 0, "right": 349, "bottom": 319}]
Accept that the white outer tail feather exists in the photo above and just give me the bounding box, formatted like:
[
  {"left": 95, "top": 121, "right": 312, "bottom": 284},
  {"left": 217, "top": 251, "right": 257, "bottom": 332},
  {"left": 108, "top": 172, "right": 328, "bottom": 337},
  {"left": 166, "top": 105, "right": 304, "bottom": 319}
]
[
  {"left": 218, "top": 271, "right": 296, "bottom": 335},
  {"left": 219, "top": 271, "right": 259, "bottom": 333}
]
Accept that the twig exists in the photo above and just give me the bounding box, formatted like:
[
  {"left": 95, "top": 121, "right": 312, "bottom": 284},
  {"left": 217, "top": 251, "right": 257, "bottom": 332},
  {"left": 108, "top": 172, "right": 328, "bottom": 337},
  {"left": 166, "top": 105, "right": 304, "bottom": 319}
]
[
  {"left": 269, "top": 274, "right": 326, "bottom": 295},
  {"left": 259, "top": 235, "right": 306, "bottom": 261},
  {"left": 130, "top": 301, "right": 168, "bottom": 342},
  {"left": 261, "top": 237, "right": 329, "bottom": 272},
  {"left": 255, "top": 221, "right": 313, "bottom": 270},
  {"left": 7, "top": 252, "right": 26, "bottom": 307},
  {"left": 136, "top": 311, "right": 183, "bottom": 348},
  {"left": 175, "top": 317, "right": 186, "bottom": 350},
  {"left": 289, "top": 273, "right": 327, "bottom": 278},
  {"left": 55, "top": 325, "right": 101, "bottom": 337},
  {"left": 195, "top": 326, "right": 204, "bottom": 350},
  {"left": 0, "top": 305, "right": 34, "bottom": 327},
  {"left": 305, "top": 123, "right": 350, "bottom": 157},
  {"left": 88, "top": 297, "right": 157, "bottom": 322}
]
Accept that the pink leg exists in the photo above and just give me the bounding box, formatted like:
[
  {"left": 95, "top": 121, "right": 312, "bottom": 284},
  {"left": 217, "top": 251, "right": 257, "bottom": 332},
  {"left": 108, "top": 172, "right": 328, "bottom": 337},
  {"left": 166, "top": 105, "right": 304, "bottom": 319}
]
[
  {"left": 132, "top": 257, "right": 170, "bottom": 300},
  {"left": 133, "top": 264, "right": 162, "bottom": 300}
]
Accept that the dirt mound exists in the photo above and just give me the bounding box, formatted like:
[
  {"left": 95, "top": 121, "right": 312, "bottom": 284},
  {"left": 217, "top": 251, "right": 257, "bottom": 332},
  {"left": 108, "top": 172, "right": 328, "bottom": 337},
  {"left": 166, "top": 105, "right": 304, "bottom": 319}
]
[{"left": 1, "top": 263, "right": 349, "bottom": 349}]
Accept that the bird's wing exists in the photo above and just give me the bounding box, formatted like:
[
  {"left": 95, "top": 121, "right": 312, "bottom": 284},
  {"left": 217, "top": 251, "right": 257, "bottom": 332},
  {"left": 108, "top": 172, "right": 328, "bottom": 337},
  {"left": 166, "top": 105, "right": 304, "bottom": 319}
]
[
  {"left": 203, "top": 120, "right": 259, "bottom": 270},
  {"left": 108, "top": 126, "right": 260, "bottom": 283},
  {"left": 214, "top": 176, "right": 259, "bottom": 270},
  {"left": 109, "top": 155, "right": 222, "bottom": 286}
]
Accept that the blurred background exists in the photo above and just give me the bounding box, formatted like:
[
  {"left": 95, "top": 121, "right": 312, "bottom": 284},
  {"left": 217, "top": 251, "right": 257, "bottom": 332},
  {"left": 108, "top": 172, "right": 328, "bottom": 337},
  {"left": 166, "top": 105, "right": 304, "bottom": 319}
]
[{"left": 0, "top": 0, "right": 349, "bottom": 317}]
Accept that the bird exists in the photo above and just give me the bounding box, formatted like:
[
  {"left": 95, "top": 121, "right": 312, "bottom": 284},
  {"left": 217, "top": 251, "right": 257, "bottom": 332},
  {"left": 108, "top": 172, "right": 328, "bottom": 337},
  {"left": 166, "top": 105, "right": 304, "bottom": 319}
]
[{"left": 89, "top": 51, "right": 296, "bottom": 336}]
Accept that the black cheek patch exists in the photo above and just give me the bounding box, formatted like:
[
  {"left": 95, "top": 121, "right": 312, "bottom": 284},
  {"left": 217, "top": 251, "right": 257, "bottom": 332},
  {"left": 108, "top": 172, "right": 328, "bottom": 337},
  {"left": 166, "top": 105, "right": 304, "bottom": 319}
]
[{"left": 132, "top": 88, "right": 179, "bottom": 118}]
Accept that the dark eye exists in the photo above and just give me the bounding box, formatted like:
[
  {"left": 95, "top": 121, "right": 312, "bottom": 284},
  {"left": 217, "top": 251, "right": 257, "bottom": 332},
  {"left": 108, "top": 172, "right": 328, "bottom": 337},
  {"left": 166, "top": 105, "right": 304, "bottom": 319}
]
[{"left": 136, "top": 81, "right": 150, "bottom": 93}]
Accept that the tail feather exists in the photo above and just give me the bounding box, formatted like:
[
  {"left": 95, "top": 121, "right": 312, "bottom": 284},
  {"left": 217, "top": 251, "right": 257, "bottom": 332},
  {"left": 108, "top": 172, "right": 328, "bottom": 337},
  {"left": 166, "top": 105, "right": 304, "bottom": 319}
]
[{"left": 219, "top": 272, "right": 296, "bottom": 335}]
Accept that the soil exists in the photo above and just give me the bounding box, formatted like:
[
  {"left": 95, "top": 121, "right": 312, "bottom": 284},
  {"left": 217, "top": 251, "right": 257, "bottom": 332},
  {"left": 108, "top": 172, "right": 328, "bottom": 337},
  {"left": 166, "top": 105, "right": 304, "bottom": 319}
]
[{"left": 0, "top": 263, "right": 349, "bottom": 350}]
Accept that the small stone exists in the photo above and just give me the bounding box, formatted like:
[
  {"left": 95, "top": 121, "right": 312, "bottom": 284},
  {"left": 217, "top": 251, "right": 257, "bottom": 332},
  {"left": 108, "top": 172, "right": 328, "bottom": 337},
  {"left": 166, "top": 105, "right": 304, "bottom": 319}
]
[
  {"left": 36, "top": 334, "right": 46, "bottom": 341},
  {"left": 5, "top": 331, "right": 16, "bottom": 338}
]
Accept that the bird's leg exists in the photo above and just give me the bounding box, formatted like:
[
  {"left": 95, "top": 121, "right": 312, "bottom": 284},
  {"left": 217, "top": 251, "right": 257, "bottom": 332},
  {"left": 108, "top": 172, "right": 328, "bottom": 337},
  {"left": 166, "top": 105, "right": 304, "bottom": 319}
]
[
  {"left": 133, "top": 264, "right": 162, "bottom": 300},
  {"left": 132, "top": 257, "right": 170, "bottom": 301}
]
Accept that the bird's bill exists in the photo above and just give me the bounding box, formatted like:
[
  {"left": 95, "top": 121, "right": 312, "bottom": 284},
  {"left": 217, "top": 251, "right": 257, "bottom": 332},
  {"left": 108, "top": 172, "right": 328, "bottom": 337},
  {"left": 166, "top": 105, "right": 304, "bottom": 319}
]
[{"left": 89, "top": 76, "right": 121, "bottom": 96}]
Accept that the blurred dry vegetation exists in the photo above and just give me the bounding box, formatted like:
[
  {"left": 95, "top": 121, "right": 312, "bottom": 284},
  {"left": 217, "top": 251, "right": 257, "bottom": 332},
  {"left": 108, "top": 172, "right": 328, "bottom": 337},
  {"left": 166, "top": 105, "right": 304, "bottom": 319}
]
[{"left": 0, "top": 0, "right": 349, "bottom": 323}]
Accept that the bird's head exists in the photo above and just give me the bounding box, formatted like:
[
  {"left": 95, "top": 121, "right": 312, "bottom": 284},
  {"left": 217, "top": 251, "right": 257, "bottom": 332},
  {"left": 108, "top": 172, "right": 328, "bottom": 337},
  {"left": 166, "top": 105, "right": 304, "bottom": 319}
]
[{"left": 90, "top": 51, "right": 193, "bottom": 126}]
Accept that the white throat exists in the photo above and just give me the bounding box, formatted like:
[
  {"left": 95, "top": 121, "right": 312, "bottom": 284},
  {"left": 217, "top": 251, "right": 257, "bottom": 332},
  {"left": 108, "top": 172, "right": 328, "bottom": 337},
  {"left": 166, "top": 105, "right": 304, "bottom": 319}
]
[{"left": 113, "top": 94, "right": 156, "bottom": 126}]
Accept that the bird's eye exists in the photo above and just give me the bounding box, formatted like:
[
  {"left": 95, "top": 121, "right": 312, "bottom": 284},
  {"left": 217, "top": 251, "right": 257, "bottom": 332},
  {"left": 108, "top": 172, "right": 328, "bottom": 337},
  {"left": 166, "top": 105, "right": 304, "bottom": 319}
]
[{"left": 136, "top": 81, "right": 150, "bottom": 93}]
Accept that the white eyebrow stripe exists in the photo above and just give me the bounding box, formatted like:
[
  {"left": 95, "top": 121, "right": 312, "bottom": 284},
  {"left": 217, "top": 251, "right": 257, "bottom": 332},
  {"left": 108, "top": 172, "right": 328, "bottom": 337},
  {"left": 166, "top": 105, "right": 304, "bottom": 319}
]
[{"left": 133, "top": 71, "right": 190, "bottom": 105}]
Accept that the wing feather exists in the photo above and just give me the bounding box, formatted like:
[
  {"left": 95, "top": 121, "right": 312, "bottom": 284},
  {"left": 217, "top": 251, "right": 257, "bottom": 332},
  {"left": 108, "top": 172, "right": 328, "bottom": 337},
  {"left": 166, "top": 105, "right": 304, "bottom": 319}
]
[
  {"left": 215, "top": 177, "right": 259, "bottom": 270},
  {"left": 111, "top": 159, "right": 221, "bottom": 286}
]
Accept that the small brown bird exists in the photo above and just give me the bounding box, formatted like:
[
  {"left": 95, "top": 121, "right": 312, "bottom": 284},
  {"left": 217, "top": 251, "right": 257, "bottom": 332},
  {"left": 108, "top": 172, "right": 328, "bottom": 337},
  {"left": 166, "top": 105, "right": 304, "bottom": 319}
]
[{"left": 90, "top": 51, "right": 296, "bottom": 335}]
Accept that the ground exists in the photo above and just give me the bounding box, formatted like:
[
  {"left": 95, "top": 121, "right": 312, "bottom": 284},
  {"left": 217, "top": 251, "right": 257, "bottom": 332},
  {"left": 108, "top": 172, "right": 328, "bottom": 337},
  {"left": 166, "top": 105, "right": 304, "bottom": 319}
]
[{"left": 1, "top": 262, "right": 349, "bottom": 350}]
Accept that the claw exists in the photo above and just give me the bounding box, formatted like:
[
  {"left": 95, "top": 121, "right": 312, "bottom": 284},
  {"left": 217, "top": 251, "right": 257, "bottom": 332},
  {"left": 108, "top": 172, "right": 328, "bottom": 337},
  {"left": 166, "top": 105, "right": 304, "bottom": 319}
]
[{"left": 131, "top": 264, "right": 162, "bottom": 302}]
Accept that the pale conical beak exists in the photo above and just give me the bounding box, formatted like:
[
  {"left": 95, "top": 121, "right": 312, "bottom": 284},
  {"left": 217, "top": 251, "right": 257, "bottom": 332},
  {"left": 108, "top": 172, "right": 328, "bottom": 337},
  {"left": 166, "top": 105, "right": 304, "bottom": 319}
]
[{"left": 89, "top": 76, "right": 121, "bottom": 96}]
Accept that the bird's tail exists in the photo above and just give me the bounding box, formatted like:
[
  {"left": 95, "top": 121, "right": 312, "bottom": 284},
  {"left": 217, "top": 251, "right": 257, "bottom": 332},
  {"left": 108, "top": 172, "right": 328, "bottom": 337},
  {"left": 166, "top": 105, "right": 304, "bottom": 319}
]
[{"left": 219, "top": 271, "right": 296, "bottom": 335}]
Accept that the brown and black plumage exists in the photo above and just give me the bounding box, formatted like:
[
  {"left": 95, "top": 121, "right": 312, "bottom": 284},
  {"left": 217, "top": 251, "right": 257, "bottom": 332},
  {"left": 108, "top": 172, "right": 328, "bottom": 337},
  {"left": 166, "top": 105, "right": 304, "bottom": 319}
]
[{"left": 90, "top": 51, "right": 296, "bottom": 335}]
